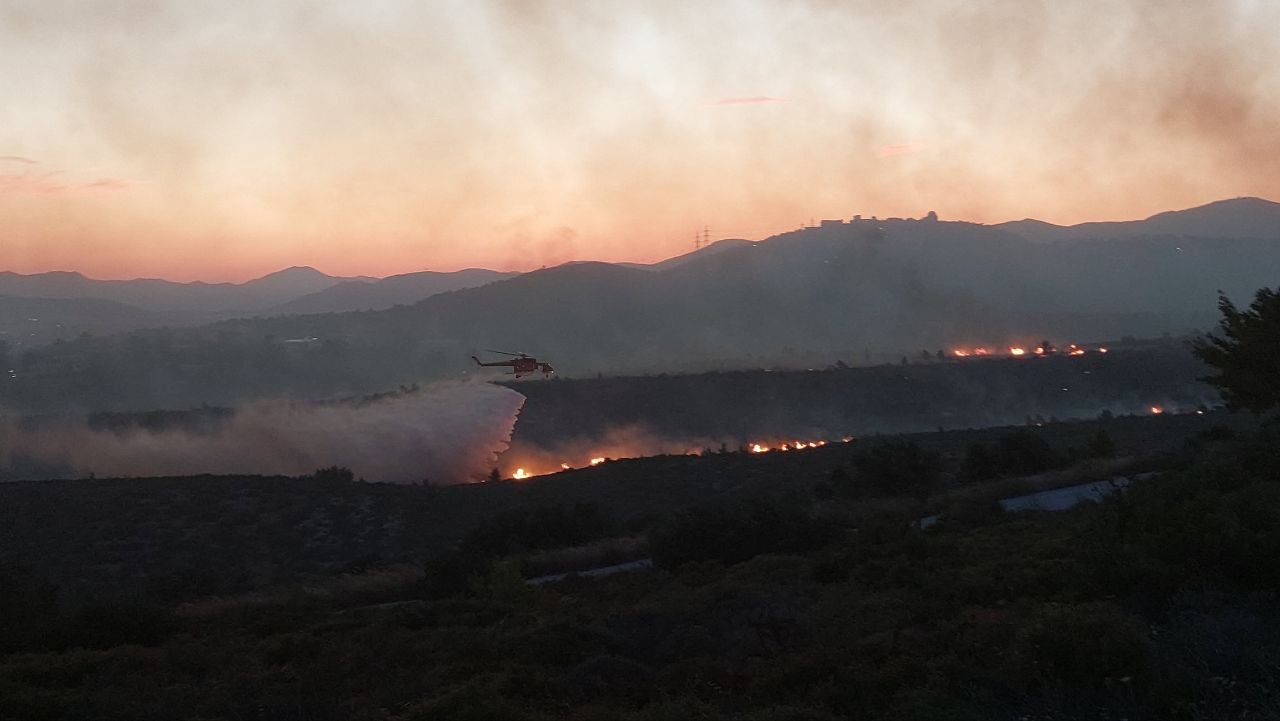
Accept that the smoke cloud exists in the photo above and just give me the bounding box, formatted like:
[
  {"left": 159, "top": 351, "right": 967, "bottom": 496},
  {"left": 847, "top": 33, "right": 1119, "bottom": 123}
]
[
  {"left": 0, "top": 382, "right": 526, "bottom": 484},
  {"left": 2, "top": 1, "right": 1277, "bottom": 280}
]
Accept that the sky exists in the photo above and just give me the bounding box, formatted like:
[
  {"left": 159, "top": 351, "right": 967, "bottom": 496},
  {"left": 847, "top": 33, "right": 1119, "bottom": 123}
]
[{"left": 1, "top": 0, "right": 1278, "bottom": 282}]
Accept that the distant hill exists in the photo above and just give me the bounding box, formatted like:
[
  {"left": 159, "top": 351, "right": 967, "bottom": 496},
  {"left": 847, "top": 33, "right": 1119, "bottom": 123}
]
[
  {"left": 997, "top": 197, "right": 1280, "bottom": 242},
  {"left": 272, "top": 269, "right": 517, "bottom": 315},
  {"left": 0, "top": 266, "right": 364, "bottom": 315},
  {"left": 644, "top": 238, "right": 757, "bottom": 271},
  {"left": 240, "top": 266, "right": 373, "bottom": 300},
  {"left": 5, "top": 197, "right": 1279, "bottom": 412},
  {"left": 0, "top": 295, "right": 177, "bottom": 350}
]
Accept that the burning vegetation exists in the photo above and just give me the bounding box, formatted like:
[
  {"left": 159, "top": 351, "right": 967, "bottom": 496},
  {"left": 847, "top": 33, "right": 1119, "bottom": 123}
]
[
  {"left": 502, "top": 436, "right": 854, "bottom": 481},
  {"left": 952, "top": 340, "right": 1109, "bottom": 359}
]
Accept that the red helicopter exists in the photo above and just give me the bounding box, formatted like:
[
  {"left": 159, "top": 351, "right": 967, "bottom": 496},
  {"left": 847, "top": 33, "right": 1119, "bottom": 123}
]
[{"left": 471, "top": 350, "right": 555, "bottom": 378}]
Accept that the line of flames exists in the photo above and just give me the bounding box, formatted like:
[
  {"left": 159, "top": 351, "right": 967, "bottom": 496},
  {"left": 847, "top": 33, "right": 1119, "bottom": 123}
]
[
  {"left": 952, "top": 343, "right": 1106, "bottom": 358},
  {"left": 505, "top": 398, "right": 1197, "bottom": 481},
  {"left": 508, "top": 437, "right": 856, "bottom": 481}
]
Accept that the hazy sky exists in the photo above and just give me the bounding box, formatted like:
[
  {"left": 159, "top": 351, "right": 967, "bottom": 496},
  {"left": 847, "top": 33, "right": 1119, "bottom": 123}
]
[{"left": 2, "top": 0, "right": 1278, "bottom": 281}]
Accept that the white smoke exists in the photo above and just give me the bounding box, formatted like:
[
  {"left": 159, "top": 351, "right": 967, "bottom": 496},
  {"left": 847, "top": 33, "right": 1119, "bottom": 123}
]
[{"left": 0, "top": 382, "right": 526, "bottom": 484}]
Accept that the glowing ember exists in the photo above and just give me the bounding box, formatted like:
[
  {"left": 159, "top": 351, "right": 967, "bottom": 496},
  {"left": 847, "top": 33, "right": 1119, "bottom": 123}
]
[
  {"left": 1009, "top": 347, "right": 1027, "bottom": 356},
  {"left": 1150, "top": 406, "right": 1164, "bottom": 415},
  {"left": 513, "top": 468, "right": 529, "bottom": 480},
  {"left": 589, "top": 457, "right": 606, "bottom": 466}
]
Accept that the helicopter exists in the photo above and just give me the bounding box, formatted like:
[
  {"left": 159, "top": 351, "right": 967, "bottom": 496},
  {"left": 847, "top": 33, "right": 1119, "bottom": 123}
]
[{"left": 471, "top": 350, "right": 555, "bottom": 378}]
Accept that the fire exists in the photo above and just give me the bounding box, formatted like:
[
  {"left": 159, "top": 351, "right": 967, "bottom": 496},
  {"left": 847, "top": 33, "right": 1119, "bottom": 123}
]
[
  {"left": 973, "top": 347, "right": 991, "bottom": 356},
  {"left": 1066, "top": 344, "right": 1085, "bottom": 356},
  {"left": 1150, "top": 406, "right": 1164, "bottom": 415},
  {"left": 505, "top": 436, "right": 846, "bottom": 480},
  {"left": 1098, "top": 347, "right": 1109, "bottom": 353},
  {"left": 952, "top": 349, "right": 971, "bottom": 357},
  {"left": 751, "top": 439, "right": 829, "bottom": 454},
  {"left": 1009, "top": 347, "right": 1026, "bottom": 356}
]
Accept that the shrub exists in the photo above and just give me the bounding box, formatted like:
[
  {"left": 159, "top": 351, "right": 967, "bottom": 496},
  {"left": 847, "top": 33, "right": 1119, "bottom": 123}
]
[
  {"left": 0, "top": 563, "right": 59, "bottom": 652},
  {"left": 313, "top": 465, "right": 355, "bottom": 483},
  {"left": 848, "top": 441, "right": 941, "bottom": 498},
  {"left": 962, "top": 430, "right": 1059, "bottom": 481},
  {"left": 650, "top": 497, "right": 836, "bottom": 569}
]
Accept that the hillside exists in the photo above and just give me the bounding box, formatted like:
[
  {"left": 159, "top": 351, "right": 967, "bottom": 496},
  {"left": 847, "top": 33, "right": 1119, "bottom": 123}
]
[
  {"left": 0, "top": 295, "right": 178, "bottom": 349},
  {"left": 996, "top": 196, "right": 1280, "bottom": 242},
  {"left": 2, "top": 413, "right": 1276, "bottom": 719},
  {"left": 272, "top": 268, "right": 517, "bottom": 314},
  {"left": 3, "top": 198, "right": 1278, "bottom": 412},
  {"left": 0, "top": 266, "right": 363, "bottom": 315}
]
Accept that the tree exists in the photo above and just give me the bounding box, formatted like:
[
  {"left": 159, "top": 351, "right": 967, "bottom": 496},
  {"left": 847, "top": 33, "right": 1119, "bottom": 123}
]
[
  {"left": 1191, "top": 287, "right": 1280, "bottom": 413},
  {"left": 849, "top": 441, "right": 941, "bottom": 498},
  {"left": 313, "top": 465, "right": 355, "bottom": 482}
]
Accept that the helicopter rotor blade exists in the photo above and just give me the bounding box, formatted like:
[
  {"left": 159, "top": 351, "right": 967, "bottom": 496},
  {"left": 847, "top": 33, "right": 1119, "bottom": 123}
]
[{"left": 484, "top": 349, "right": 524, "bottom": 357}]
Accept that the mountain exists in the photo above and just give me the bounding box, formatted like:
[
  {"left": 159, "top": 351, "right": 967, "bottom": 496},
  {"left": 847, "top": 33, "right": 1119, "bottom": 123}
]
[
  {"left": 272, "top": 269, "right": 517, "bottom": 315},
  {"left": 241, "top": 266, "right": 372, "bottom": 300},
  {"left": 997, "top": 197, "right": 1280, "bottom": 242},
  {"left": 644, "top": 238, "right": 757, "bottom": 271},
  {"left": 6, "top": 197, "right": 1279, "bottom": 412},
  {"left": 0, "top": 295, "right": 177, "bottom": 351},
  {"left": 0, "top": 267, "right": 363, "bottom": 315}
]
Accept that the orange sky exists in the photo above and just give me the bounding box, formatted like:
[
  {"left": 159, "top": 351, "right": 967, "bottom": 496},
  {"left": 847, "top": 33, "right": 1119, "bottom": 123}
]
[{"left": 2, "top": 1, "right": 1278, "bottom": 282}]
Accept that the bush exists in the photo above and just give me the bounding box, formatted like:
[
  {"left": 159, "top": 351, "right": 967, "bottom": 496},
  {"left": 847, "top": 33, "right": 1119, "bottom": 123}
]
[
  {"left": 650, "top": 497, "right": 836, "bottom": 569},
  {"left": 846, "top": 441, "right": 941, "bottom": 498},
  {"left": 962, "top": 430, "right": 1059, "bottom": 481},
  {"left": 1084, "top": 429, "right": 1116, "bottom": 459},
  {"left": 313, "top": 465, "right": 355, "bottom": 483},
  {"left": 0, "top": 563, "right": 59, "bottom": 652},
  {"left": 425, "top": 503, "right": 617, "bottom": 597}
]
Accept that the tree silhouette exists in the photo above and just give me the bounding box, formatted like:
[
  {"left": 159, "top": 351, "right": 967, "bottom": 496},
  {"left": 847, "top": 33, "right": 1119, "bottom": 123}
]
[{"left": 1192, "top": 287, "right": 1280, "bottom": 413}]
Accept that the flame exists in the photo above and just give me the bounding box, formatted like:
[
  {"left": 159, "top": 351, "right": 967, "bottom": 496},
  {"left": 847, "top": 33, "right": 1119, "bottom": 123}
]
[
  {"left": 505, "top": 436, "right": 844, "bottom": 478},
  {"left": 1150, "top": 406, "right": 1164, "bottom": 415},
  {"left": 1009, "top": 347, "right": 1026, "bottom": 356},
  {"left": 1098, "top": 347, "right": 1109, "bottom": 353},
  {"left": 973, "top": 347, "right": 991, "bottom": 356},
  {"left": 1066, "top": 344, "right": 1085, "bottom": 356},
  {"left": 952, "top": 349, "right": 971, "bottom": 357},
  {"left": 750, "top": 439, "right": 830, "bottom": 454}
]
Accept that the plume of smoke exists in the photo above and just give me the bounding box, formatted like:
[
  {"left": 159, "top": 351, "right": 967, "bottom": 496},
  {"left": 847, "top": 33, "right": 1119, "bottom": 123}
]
[{"left": 0, "top": 381, "right": 526, "bottom": 484}]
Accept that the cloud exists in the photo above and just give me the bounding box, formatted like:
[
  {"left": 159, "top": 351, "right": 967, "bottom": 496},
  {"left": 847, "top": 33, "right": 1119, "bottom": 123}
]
[
  {"left": 878, "top": 142, "right": 929, "bottom": 158},
  {"left": 0, "top": 171, "right": 130, "bottom": 196},
  {"left": 0, "top": 156, "right": 38, "bottom": 164},
  {"left": 713, "top": 96, "right": 786, "bottom": 105}
]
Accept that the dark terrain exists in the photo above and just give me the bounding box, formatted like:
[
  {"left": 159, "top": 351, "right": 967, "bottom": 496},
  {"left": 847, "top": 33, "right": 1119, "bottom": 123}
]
[
  {"left": 2, "top": 406, "right": 1276, "bottom": 719},
  {"left": 4, "top": 198, "right": 1278, "bottom": 413}
]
